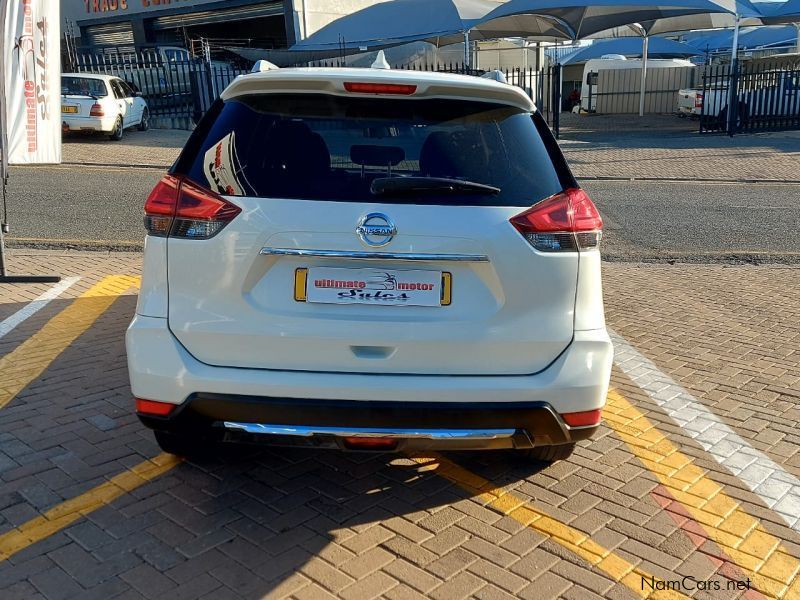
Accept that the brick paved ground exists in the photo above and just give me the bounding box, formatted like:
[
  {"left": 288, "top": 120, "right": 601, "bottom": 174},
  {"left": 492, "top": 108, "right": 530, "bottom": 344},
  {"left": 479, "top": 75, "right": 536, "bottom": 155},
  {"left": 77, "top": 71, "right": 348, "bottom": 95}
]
[
  {"left": 559, "top": 115, "right": 800, "bottom": 183},
  {"left": 62, "top": 117, "right": 800, "bottom": 182},
  {"left": 1, "top": 250, "right": 799, "bottom": 599}
]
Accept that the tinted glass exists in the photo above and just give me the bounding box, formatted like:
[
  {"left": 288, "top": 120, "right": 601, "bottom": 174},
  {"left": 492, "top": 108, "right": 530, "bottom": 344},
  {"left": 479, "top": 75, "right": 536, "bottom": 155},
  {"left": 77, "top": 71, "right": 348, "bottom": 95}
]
[
  {"left": 117, "top": 80, "right": 135, "bottom": 97},
  {"left": 61, "top": 76, "right": 108, "bottom": 97},
  {"left": 110, "top": 80, "right": 124, "bottom": 99},
  {"left": 179, "top": 94, "right": 566, "bottom": 206}
]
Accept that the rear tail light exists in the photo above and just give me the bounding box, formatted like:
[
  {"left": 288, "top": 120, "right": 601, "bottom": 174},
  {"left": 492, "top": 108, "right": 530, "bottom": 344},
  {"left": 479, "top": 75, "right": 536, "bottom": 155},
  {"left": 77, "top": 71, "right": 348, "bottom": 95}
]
[
  {"left": 144, "top": 175, "right": 241, "bottom": 240},
  {"left": 89, "top": 103, "right": 104, "bottom": 117},
  {"left": 561, "top": 409, "right": 602, "bottom": 427},
  {"left": 695, "top": 93, "right": 704, "bottom": 108},
  {"left": 135, "top": 398, "right": 177, "bottom": 417},
  {"left": 510, "top": 188, "right": 602, "bottom": 252},
  {"left": 343, "top": 82, "right": 417, "bottom": 95}
]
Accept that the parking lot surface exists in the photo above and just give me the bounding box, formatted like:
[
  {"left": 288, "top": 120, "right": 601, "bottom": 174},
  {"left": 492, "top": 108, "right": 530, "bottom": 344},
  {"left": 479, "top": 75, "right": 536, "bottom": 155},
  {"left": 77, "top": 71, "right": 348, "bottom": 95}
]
[
  {"left": 1, "top": 251, "right": 798, "bottom": 599},
  {"left": 60, "top": 117, "right": 800, "bottom": 183}
]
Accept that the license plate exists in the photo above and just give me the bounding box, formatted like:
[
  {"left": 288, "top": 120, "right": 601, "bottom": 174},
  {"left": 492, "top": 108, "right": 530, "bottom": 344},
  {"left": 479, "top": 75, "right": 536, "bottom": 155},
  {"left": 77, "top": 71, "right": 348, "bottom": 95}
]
[
  {"left": 295, "top": 267, "right": 451, "bottom": 307},
  {"left": 61, "top": 105, "right": 78, "bottom": 114}
]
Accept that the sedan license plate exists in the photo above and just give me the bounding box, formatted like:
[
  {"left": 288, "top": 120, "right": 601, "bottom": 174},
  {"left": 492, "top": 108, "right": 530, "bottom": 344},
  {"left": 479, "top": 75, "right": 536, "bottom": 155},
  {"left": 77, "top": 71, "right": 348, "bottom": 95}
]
[
  {"left": 61, "top": 105, "right": 79, "bottom": 114},
  {"left": 296, "top": 267, "right": 451, "bottom": 307}
]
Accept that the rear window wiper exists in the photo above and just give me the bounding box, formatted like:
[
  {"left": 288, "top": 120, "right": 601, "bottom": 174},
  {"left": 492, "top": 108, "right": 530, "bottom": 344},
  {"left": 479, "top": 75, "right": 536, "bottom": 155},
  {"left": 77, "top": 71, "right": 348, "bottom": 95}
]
[{"left": 371, "top": 177, "right": 501, "bottom": 197}]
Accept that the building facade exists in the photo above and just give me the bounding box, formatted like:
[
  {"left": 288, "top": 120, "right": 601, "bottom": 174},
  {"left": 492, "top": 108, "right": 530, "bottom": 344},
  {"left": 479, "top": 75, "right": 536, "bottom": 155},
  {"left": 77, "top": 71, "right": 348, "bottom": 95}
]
[
  {"left": 63, "top": 0, "right": 293, "bottom": 50},
  {"left": 63, "top": 0, "right": 388, "bottom": 52}
]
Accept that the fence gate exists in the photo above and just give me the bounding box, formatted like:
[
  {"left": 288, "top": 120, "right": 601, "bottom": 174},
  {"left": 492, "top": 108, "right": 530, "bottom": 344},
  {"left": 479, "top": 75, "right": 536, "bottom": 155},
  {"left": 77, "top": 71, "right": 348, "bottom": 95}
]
[{"left": 700, "top": 61, "right": 800, "bottom": 135}]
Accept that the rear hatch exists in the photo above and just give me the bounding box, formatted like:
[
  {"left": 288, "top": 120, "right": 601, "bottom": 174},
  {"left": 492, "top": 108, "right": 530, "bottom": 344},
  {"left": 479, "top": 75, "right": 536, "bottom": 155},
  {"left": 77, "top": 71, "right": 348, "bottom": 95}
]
[
  {"left": 161, "top": 74, "right": 581, "bottom": 376},
  {"left": 61, "top": 75, "right": 107, "bottom": 117}
]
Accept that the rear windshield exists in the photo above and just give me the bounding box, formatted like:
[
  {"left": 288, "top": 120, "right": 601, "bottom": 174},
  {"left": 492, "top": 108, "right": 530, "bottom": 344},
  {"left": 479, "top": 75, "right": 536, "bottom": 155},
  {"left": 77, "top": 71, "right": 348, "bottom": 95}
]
[
  {"left": 177, "top": 93, "right": 568, "bottom": 206},
  {"left": 62, "top": 76, "right": 108, "bottom": 97}
]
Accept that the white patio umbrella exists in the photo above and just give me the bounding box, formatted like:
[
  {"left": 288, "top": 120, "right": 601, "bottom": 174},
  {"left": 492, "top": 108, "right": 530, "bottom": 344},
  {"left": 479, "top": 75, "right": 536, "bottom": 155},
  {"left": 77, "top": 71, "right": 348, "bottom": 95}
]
[
  {"left": 291, "top": 0, "right": 762, "bottom": 68},
  {"left": 489, "top": 0, "right": 763, "bottom": 115},
  {"left": 756, "top": 0, "right": 800, "bottom": 50}
]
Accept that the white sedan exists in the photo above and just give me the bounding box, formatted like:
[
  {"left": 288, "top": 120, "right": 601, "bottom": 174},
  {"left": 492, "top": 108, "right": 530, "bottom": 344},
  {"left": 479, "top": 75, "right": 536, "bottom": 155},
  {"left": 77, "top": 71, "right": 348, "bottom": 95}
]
[{"left": 61, "top": 73, "right": 150, "bottom": 141}]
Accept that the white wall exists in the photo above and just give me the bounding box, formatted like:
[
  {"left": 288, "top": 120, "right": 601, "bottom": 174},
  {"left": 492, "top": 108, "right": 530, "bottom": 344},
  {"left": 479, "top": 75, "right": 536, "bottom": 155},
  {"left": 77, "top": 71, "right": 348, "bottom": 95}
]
[{"left": 291, "top": 0, "right": 387, "bottom": 40}]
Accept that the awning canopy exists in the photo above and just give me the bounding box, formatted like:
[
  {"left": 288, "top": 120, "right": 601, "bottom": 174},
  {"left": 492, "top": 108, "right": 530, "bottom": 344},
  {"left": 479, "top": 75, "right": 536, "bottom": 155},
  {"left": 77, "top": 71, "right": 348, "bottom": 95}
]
[{"left": 557, "top": 36, "right": 701, "bottom": 63}]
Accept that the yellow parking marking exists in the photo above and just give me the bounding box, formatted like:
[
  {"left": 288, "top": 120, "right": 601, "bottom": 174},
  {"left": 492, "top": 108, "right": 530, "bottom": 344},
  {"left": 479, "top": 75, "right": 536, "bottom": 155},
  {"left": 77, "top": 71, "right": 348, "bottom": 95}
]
[
  {"left": 605, "top": 389, "right": 800, "bottom": 599},
  {"left": 412, "top": 454, "right": 689, "bottom": 599},
  {"left": 0, "top": 275, "right": 140, "bottom": 410},
  {"left": 0, "top": 453, "right": 180, "bottom": 561}
]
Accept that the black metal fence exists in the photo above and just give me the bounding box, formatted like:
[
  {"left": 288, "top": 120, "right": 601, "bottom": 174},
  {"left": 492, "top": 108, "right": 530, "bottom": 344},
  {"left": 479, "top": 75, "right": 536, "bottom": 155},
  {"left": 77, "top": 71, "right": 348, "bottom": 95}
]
[
  {"left": 69, "top": 52, "right": 249, "bottom": 127},
  {"left": 68, "top": 52, "right": 567, "bottom": 134},
  {"left": 699, "top": 61, "right": 800, "bottom": 135}
]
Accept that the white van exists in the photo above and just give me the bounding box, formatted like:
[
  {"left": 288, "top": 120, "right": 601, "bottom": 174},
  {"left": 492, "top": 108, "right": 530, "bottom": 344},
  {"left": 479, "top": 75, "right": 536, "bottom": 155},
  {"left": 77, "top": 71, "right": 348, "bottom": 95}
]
[{"left": 580, "top": 55, "right": 695, "bottom": 112}]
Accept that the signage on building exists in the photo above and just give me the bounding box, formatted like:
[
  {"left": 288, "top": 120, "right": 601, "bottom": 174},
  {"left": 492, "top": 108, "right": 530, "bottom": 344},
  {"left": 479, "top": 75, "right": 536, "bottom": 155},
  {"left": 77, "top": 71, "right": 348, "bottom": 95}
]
[{"left": 65, "top": 0, "right": 224, "bottom": 20}]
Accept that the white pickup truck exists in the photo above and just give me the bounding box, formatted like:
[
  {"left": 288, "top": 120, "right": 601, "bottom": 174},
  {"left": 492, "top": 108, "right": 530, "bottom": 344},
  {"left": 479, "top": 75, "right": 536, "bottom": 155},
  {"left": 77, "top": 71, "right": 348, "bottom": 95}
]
[{"left": 678, "top": 69, "right": 800, "bottom": 126}]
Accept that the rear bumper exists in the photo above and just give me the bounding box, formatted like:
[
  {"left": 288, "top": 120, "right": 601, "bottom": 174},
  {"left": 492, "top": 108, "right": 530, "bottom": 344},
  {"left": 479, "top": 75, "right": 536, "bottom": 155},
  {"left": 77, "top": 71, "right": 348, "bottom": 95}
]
[
  {"left": 62, "top": 116, "right": 116, "bottom": 132},
  {"left": 126, "top": 315, "right": 612, "bottom": 449},
  {"left": 139, "top": 395, "right": 598, "bottom": 451}
]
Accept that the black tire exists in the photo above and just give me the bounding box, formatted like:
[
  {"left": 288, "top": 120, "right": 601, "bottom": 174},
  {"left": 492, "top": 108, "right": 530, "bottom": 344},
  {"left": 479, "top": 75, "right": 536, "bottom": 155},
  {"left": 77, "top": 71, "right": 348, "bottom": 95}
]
[
  {"left": 138, "top": 108, "right": 150, "bottom": 132},
  {"left": 517, "top": 443, "right": 576, "bottom": 463},
  {"left": 154, "top": 431, "right": 207, "bottom": 458},
  {"left": 109, "top": 116, "right": 124, "bottom": 141}
]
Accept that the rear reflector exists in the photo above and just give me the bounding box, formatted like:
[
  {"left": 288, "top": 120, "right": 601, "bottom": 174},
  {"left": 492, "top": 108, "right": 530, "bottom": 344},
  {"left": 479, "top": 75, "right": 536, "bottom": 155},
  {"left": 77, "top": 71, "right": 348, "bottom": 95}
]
[
  {"left": 510, "top": 188, "right": 602, "bottom": 252},
  {"left": 561, "top": 409, "right": 602, "bottom": 427},
  {"left": 135, "top": 398, "right": 177, "bottom": 417},
  {"left": 144, "top": 175, "right": 241, "bottom": 240},
  {"left": 343, "top": 437, "right": 399, "bottom": 450},
  {"left": 343, "top": 82, "right": 417, "bottom": 95}
]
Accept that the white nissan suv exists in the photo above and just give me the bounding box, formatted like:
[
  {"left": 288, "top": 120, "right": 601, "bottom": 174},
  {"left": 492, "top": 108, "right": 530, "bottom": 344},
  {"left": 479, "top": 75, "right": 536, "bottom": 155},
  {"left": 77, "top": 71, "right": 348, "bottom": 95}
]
[{"left": 126, "top": 67, "right": 613, "bottom": 461}]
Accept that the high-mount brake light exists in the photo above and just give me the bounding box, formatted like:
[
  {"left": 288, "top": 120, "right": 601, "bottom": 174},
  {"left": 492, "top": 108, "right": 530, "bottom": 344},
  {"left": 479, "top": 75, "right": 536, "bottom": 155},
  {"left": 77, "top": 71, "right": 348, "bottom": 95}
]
[
  {"left": 509, "top": 188, "right": 602, "bottom": 252},
  {"left": 343, "top": 82, "right": 417, "bottom": 95},
  {"left": 143, "top": 175, "right": 241, "bottom": 240}
]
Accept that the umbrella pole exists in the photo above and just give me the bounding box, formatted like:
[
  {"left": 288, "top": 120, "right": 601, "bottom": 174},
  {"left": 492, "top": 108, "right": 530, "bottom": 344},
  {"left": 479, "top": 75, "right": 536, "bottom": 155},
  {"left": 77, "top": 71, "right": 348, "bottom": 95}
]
[
  {"left": 795, "top": 23, "right": 800, "bottom": 53},
  {"left": 638, "top": 35, "right": 649, "bottom": 117},
  {"left": 726, "top": 15, "right": 741, "bottom": 136}
]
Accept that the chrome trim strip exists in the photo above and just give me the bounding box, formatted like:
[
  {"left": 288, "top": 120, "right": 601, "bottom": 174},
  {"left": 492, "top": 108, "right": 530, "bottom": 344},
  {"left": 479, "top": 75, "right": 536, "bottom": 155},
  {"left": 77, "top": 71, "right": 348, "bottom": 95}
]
[
  {"left": 223, "top": 422, "right": 515, "bottom": 440},
  {"left": 260, "top": 248, "right": 489, "bottom": 262}
]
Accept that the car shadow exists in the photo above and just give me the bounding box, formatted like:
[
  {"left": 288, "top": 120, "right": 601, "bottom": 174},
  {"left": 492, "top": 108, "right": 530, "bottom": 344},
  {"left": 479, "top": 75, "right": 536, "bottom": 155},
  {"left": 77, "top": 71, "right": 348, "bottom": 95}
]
[
  {"left": 153, "top": 444, "right": 551, "bottom": 597},
  {"left": 0, "top": 293, "right": 554, "bottom": 597}
]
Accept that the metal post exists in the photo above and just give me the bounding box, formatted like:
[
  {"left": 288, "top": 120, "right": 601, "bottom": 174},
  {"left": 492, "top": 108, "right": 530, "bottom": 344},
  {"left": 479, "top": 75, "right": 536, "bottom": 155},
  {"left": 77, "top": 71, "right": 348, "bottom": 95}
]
[
  {"left": 727, "top": 15, "right": 741, "bottom": 136},
  {"left": 0, "top": 177, "right": 60, "bottom": 283},
  {"left": 463, "top": 30, "right": 470, "bottom": 70},
  {"left": 638, "top": 35, "right": 649, "bottom": 117},
  {"left": 552, "top": 63, "right": 562, "bottom": 139}
]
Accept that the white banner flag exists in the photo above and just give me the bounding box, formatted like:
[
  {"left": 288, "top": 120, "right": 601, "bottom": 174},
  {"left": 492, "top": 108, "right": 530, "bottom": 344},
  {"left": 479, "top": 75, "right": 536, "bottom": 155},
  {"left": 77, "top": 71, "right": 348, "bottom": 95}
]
[{"left": 2, "top": 0, "right": 61, "bottom": 165}]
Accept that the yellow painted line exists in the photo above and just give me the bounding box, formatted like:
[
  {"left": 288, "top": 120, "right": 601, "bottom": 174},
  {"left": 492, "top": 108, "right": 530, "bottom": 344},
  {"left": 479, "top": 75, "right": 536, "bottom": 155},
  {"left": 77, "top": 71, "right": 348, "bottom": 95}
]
[
  {"left": 605, "top": 389, "right": 800, "bottom": 599},
  {"left": 412, "top": 454, "right": 689, "bottom": 600},
  {"left": 0, "top": 275, "right": 140, "bottom": 410},
  {"left": 0, "top": 453, "right": 181, "bottom": 561}
]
